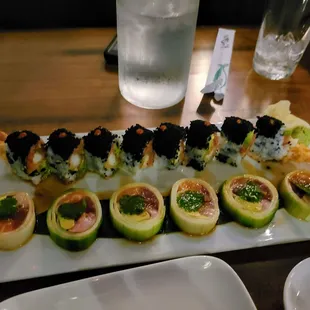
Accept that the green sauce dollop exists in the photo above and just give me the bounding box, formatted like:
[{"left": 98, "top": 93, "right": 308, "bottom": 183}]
[
  {"left": 177, "top": 191, "right": 204, "bottom": 212},
  {"left": 0, "top": 197, "right": 18, "bottom": 219},
  {"left": 58, "top": 199, "right": 87, "bottom": 220},
  {"left": 236, "top": 182, "right": 263, "bottom": 203},
  {"left": 119, "top": 195, "right": 145, "bottom": 215}
]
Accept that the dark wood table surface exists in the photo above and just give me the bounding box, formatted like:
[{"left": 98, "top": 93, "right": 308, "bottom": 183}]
[{"left": 1, "top": 27, "right": 310, "bottom": 309}]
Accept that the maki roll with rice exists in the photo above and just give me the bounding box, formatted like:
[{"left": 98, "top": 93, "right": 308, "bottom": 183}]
[
  {"left": 6, "top": 130, "right": 50, "bottom": 184},
  {"left": 121, "top": 124, "right": 154, "bottom": 174},
  {"left": 186, "top": 120, "right": 220, "bottom": 171},
  {"left": 217, "top": 117, "right": 255, "bottom": 166},
  {"left": 153, "top": 123, "right": 186, "bottom": 170},
  {"left": 46, "top": 129, "right": 86, "bottom": 184},
  {"left": 250, "top": 115, "right": 296, "bottom": 161},
  {"left": 84, "top": 127, "right": 120, "bottom": 178}
]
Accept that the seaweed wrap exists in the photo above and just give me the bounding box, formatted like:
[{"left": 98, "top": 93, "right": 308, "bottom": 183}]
[
  {"left": 186, "top": 120, "right": 220, "bottom": 171},
  {"left": 217, "top": 117, "right": 255, "bottom": 166},
  {"left": 6, "top": 130, "right": 50, "bottom": 184},
  {"left": 46, "top": 129, "right": 86, "bottom": 183},
  {"left": 220, "top": 175, "right": 279, "bottom": 228},
  {"left": 250, "top": 115, "right": 296, "bottom": 161},
  {"left": 280, "top": 170, "right": 310, "bottom": 220},
  {"left": 170, "top": 178, "right": 219, "bottom": 235},
  {"left": 153, "top": 123, "right": 186, "bottom": 170},
  {"left": 0, "top": 192, "right": 35, "bottom": 250},
  {"left": 84, "top": 127, "right": 120, "bottom": 178},
  {"left": 47, "top": 189, "right": 102, "bottom": 251},
  {"left": 110, "top": 183, "right": 165, "bottom": 241},
  {"left": 121, "top": 124, "right": 154, "bottom": 174}
]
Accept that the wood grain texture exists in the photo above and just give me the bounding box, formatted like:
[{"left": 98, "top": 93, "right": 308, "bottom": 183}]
[
  {"left": 1, "top": 27, "right": 310, "bottom": 310},
  {"left": 1, "top": 27, "right": 309, "bottom": 136}
]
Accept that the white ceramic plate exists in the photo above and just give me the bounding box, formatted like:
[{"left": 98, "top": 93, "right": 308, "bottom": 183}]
[
  {"left": 284, "top": 257, "right": 310, "bottom": 310},
  {"left": 0, "top": 129, "right": 310, "bottom": 283},
  {"left": 0, "top": 256, "right": 257, "bottom": 310}
]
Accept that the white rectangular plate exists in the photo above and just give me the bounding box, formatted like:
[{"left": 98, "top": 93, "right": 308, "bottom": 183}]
[
  {"left": 0, "top": 256, "right": 257, "bottom": 310},
  {"left": 0, "top": 129, "right": 310, "bottom": 283}
]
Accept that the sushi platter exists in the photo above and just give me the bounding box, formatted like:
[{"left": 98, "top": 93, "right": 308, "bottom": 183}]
[{"left": 1, "top": 100, "right": 310, "bottom": 283}]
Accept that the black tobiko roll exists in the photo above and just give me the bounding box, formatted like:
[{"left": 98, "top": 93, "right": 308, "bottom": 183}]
[
  {"left": 221, "top": 117, "right": 254, "bottom": 145},
  {"left": 255, "top": 115, "right": 284, "bottom": 138}
]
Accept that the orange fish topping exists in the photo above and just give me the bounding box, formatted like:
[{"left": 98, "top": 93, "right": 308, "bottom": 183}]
[
  {"left": 59, "top": 132, "right": 67, "bottom": 138},
  {"left": 136, "top": 128, "right": 144, "bottom": 135},
  {"left": 160, "top": 125, "right": 167, "bottom": 131},
  {"left": 237, "top": 119, "right": 242, "bottom": 124},
  {"left": 18, "top": 132, "right": 27, "bottom": 139},
  {"left": 94, "top": 129, "right": 101, "bottom": 136}
]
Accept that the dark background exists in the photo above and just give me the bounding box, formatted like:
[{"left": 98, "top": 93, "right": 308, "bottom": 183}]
[{"left": 1, "top": 0, "right": 266, "bottom": 29}]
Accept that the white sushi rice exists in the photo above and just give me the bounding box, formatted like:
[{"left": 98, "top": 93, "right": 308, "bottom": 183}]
[
  {"left": 217, "top": 140, "right": 242, "bottom": 166},
  {"left": 250, "top": 127, "right": 297, "bottom": 161},
  {"left": 47, "top": 148, "right": 78, "bottom": 183},
  {"left": 155, "top": 145, "right": 183, "bottom": 170},
  {"left": 85, "top": 150, "right": 118, "bottom": 178}
]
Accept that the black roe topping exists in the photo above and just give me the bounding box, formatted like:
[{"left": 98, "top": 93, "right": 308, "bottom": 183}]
[
  {"left": 186, "top": 120, "right": 219, "bottom": 149},
  {"left": 47, "top": 128, "right": 81, "bottom": 160},
  {"left": 6, "top": 130, "right": 41, "bottom": 164},
  {"left": 256, "top": 115, "right": 284, "bottom": 138},
  {"left": 153, "top": 123, "right": 186, "bottom": 159},
  {"left": 221, "top": 117, "right": 254, "bottom": 145},
  {"left": 84, "top": 127, "right": 116, "bottom": 160},
  {"left": 121, "top": 124, "right": 153, "bottom": 161}
]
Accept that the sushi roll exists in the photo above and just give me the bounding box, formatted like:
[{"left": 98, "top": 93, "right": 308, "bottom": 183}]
[
  {"left": 170, "top": 178, "right": 219, "bottom": 235},
  {"left": 46, "top": 128, "right": 86, "bottom": 184},
  {"left": 153, "top": 123, "right": 186, "bottom": 170},
  {"left": 121, "top": 124, "right": 154, "bottom": 174},
  {"left": 217, "top": 117, "right": 255, "bottom": 166},
  {"left": 84, "top": 127, "right": 120, "bottom": 178},
  {"left": 47, "top": 189, "right": 102, "bottom": 251},
  {"left": 6, "top": 130, "right": 50, "bottom": 185},
  {"left": 186, "top": 120, "right": 220, "bottom": 171},
  {"left": 110, "top": 183, "right": 165, "bottom": 241},
  {"left": 280, "top": 170, "right": 310, "bottom": 220},
  {"left": 0, "top": 192, "right": 35, "bottom": 250},
  {"left": 220, "top": 175, "right": 279, "bottom": 228},
  {"left": 250, "top": 115, "right": 297, "bottom": 162}
]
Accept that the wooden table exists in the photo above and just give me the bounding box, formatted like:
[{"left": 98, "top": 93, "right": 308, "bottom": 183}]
[{"left": 1, "top": 27, "right": 310, "bottom": 309}]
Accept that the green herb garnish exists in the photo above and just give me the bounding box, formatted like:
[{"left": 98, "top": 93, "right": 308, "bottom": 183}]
[
  {"left": 177, "top": 191, "right": 204, "bottom": 212},
  {"left": 58, "top": 199, "right": 87, "bottom": 220},
  {"left": 0, "top": 197, "right": 18, "bottom": 219},
  {"left": 119, "top": 195, "right": 145, "bottom": 215},
  {"left": 236, "top": 182, "right": 264, "bottom": 203}
]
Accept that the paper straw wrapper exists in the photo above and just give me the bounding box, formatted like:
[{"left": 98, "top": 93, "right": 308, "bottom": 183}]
[{"left": 201, "top": 28, "right": 235, "bottom": 101}]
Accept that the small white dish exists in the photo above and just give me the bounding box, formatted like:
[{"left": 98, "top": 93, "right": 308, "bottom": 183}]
[
  {"left": 0, "top": 256, "right": 256, "bottom": 310},
  {"left": 284, "top": 257, "right": 310, "bottom": 310}
]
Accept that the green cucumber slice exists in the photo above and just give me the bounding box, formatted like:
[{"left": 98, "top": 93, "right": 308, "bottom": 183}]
[
  {"left": 279, "top": 170, "right": 310, "bottom": 221},
  {"left": 47, "top": 189, "right": 102, "bottom": 251},
  {"left": 110, "top": 183, "right": 165, "bottom": 242},
  {"left": 170, "top": 178, "right": 219, "bottom": 235},
  {"left": 220, "top": 175, "right": 279, "bottom": 228}
]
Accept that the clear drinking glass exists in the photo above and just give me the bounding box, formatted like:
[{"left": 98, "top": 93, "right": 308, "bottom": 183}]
[
  {"left": 116, "top": 0, "right": 200, "bottom": 109},
  {"left": 253, "top": 0, "right": 310, "bottom": 80}
]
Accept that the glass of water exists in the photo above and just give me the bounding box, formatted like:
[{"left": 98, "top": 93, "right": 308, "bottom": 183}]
[
  {"left": 116, "top": 0, "right": 200, "bottom": 109},
  {"left": 253, "top": 0, "right": 310, "bottom": 80}
]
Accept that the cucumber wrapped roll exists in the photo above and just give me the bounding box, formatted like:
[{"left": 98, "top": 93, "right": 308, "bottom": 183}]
[
  {"left": 217, "top": 117, "right": 255, "bottom": 166},
  {"left": 46, "top": 129, "right": 86, "bottom": 184},
  {"left": 6, "top": 130, "right": 50, "bottom": 184},
  {"left": 47, "top": 189, "right": 102, "bottom": 251},
  {"left": 280, "top": 170, "right": 310, "bottom": 220},
  {"left": 186, "top": 120, "right": 220, "bottom": 171},
  {"left": 220, "top": 175, "right": 279, "bottom": 228},
  {"left": 170, "top": 178, "right": 219, "bottom": 235},
  {"left": 110, "top": 183, "right": 165, "bottom": 241},
  {"left": 121, "top": 124, "right": 154, "bottom": 174},
  {"left": 84, "top": 127, "right": 120, "bottom": 178},
  {"left": 250, "top": 115, "right": 297, "bottom": 161},
  {"left": 0, "top": 192, "right": 35, "bottom": 250},
  {"left": 153, "top": 123, "right": 186, "bottom": 170}
]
